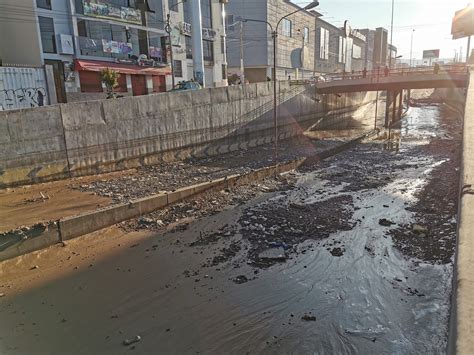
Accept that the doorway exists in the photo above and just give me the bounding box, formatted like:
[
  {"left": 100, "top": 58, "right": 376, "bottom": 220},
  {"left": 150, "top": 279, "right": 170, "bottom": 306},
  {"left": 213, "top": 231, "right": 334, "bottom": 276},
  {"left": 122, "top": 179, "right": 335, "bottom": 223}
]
[{"left": 44, "top": 60, "right": 67, "bottom": 103}]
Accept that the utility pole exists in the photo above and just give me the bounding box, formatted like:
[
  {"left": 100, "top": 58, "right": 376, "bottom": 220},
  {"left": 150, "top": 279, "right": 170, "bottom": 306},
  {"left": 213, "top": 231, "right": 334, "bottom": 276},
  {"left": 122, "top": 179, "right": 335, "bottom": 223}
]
[
  {"left": 389, "top": 0, "right": 395, "bottom": 68},
  {"left": 409, "top": 29, "right": 415, "bottom": 67},
  {"left": 467, "top": 36, "right": 472, "bottom": 63},
  {"left": 191, "top": 0, "right": 205, "bottom": 86},
  {"left": 240, "top": 21, "right": 245, "bottom": 84},
  {"left": 165, "top": 14, "right": 175, "bottom": 88}
]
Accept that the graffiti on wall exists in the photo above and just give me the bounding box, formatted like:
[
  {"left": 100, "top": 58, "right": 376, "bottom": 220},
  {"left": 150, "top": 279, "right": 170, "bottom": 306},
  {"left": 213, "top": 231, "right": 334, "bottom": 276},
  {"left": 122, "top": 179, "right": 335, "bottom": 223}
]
[{"left": 0, "top": 87, "right": 47, "bottom": 111}]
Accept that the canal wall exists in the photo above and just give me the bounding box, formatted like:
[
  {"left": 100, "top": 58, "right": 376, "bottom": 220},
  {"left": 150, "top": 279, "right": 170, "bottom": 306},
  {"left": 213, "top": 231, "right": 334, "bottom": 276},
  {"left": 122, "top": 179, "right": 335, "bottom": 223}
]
[
  {"left": 0, "top": 82, "right": 375, "bottom": 187},
  {"left": 451, "top": 68, "right": 473, "bottom": 355}
]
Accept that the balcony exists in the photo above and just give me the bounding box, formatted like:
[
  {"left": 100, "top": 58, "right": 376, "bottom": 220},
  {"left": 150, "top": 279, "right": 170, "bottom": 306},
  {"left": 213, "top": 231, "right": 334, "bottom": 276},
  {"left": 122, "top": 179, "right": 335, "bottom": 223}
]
[
  {"left": 77, "top": 36, "right": 167, "bottom": 65},
  {"left": 77, "top": 0, "right": 144, "bottom": 26}
]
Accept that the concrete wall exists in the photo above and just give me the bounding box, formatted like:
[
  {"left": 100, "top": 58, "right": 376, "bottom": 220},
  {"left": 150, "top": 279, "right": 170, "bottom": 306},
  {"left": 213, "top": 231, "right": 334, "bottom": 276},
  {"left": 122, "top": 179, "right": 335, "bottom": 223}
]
[
  {"left": 450, "top": 69, "right": 473, "bottom": 355},
  {"left": 0, "top": 81, "right": 375, "bottom": 187}
]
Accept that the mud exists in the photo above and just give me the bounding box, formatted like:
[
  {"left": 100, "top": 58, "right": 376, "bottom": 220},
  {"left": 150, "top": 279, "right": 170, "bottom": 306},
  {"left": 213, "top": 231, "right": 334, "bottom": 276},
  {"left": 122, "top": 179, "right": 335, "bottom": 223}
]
[{"left": 0, "top": 102, "right": 462, "bottom": 354}]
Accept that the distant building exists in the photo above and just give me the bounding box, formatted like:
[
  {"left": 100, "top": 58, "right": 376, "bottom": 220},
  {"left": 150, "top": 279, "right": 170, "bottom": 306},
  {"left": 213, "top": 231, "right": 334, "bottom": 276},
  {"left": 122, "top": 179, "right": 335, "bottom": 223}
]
[
  {"left": 314, "top": 13, "right": 344, "bottom": 75},
  {"left": 388, "top": 44, "right": 398, "bottom": 67},
  {"left": 226, "top": 0, "right": 316, "bottom": 83},
  {"left": 360, "top": 27, "right": 388, "bottom": 70}
]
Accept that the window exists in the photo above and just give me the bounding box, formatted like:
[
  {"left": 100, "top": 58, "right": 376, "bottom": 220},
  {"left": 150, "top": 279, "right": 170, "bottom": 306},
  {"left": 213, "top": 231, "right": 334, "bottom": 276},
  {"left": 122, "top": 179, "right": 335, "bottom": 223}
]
[
  {"left": 282, "top": 18, "right": 292, "bottom": 37},
  {"left": 222, "top": 64, "right": 227, "bottom": 80},
  {"left": 183, "top": 0, "right": 192, "bottom": 24},
  {"left": 201, "top": 0, "right": 212, "bottom": 28},
  {"left": 38, "top": 16, "right": 56, "bottom": 53},
  {"left": 352, "top": 44, "right": 362, "bottom": 59},
  {"left": 36, "top": 0, "right": 51, "bottom": 9},
  {"left": 203, "top": 40, "right": 214, "bottom": 62},
  {"left": 304, "top": 27, "right": 309, "bottom": 44},
  {"left": 168, "top": 0, "right": 179, "bottom": 12},
  {"left": 220, "top": 36, "right": 225, "bottom": 54},
  {"left": 226, "top": 14, "right": 234, "bottom": 30},
  {"left": 185, "top": 36, "right": 192, "bottom": 59},
  {"left": 338, "top": 36, "right": 346, "bottom": 63},
  {"left": 173, "top": 60, "right": 183, "bottom": 77},
  {"left": 319, "top": 27, "right": 329, "bottom": 60}
]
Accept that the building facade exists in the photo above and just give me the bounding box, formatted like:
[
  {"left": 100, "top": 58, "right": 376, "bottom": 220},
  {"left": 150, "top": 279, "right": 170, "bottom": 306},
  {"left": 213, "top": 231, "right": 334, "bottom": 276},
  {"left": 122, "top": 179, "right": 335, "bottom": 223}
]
[
  {"left": 0, "top": 0, "right": 228, "bottom": 103},
  {"left": 226, "top": 0, "right": 316, "bottom": 83},
  {"left": 314, "top": 14, "right": 344, "bottom": 75},
  {"left": 360, "top": 27, "right": 388, "bottom": 70}
]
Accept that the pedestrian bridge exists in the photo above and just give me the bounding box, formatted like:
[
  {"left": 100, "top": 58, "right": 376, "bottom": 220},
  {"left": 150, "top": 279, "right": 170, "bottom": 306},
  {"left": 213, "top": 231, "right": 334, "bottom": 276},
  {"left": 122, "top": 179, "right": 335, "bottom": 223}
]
[{"left": 314, "top": 65, "right": 469, "bottom": 94}]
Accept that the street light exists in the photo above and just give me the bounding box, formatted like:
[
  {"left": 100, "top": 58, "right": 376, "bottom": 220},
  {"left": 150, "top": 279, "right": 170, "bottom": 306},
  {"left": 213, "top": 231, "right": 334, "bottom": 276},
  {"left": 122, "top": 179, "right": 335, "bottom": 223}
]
[
  {"left": 242, "top": 1, "right": 319, "bottom": 166},
  {"left": 165, "top": 0, "right": 187, "bottom": 88},
  {"left": 389, "top": 0, "right": 395, "bottom": 68},
  {"left": 409, "top": 29, "right": 415, "bottom": 67}
]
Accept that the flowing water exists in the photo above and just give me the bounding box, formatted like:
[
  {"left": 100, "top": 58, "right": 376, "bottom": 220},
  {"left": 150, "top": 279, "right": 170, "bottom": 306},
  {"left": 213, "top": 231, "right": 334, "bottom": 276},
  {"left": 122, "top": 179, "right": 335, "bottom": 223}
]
[{"left": 0, "top": 105, "right": 459, "bottom": 355}]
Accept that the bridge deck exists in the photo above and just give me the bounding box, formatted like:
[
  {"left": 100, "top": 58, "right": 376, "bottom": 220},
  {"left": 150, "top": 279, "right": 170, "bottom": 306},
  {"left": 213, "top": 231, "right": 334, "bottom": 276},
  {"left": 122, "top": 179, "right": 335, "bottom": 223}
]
[{"left": 314, "top": 65, "right": 469, "bottom": 94}]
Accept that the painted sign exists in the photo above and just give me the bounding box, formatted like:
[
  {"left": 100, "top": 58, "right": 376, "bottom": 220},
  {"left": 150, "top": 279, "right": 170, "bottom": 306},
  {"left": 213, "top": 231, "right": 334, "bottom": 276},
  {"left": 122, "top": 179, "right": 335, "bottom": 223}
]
[
  {"left": 179, "top": 22, "right": 217, "bottom": 41},
  {"left": 149, "top": 46, "right": 162, "bottom": 59},
  {"left": 83, "top": 1, "right": 142, "bottom": 25},
  {"left": 102, "top": 40, "right": 133, "bottom": 54}
]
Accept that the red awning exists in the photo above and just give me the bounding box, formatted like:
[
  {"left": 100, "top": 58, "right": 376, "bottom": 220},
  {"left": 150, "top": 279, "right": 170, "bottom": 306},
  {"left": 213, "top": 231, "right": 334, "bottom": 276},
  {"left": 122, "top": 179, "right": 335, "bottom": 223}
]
[{"left": 74, "top": 59, "right": 171, "bottom": 76}]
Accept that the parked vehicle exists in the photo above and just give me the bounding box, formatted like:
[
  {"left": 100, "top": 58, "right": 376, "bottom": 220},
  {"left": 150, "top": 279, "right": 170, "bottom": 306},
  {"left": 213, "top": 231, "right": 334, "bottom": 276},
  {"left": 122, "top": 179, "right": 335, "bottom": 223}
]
[{"left": 171, "top": 80, "right": 202, "bottom": 91}]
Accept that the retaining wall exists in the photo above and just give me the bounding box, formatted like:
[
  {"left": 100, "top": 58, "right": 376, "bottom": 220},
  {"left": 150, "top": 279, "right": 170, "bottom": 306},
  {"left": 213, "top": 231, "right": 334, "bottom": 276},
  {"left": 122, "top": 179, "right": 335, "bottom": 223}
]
[
  {"left": 0, "top": 81, "right": 374, "bottom": 187},
  {"left": 451, "top": 68, "right": 473, "bottom": 355}
]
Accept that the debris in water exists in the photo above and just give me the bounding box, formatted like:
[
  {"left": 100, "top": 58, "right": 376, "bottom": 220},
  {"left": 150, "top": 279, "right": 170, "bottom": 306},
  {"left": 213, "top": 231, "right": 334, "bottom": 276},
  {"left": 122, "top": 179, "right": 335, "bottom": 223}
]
[
  {"left": 0, "top": 293, "right": 5, "bottom": 297},
  {"left": 301, "top": 314, "right": 316, "bottom": 321},
  {"left": 330, "top": 247, "right": 344, "bottom": 257},
  {"left": 233, "top": 275, "right": 249, "bottom": 284},
  {"left": 30, "top": 265, "right": 39, "bottom": 270},
  {"left": 258, "top": 247, "right": 287, "bottom": 260},
  {"left": 412, "top": 224, "right": 428, "bottom": 234},
  {"left": 268, "top": 241, "right": 291, "bottom": 250},
  {"left": 123, "top": 335, "right": 141, "bottom": 346},
  {"left": 379, "top": 218, "right": 396, "bottom": 227}
]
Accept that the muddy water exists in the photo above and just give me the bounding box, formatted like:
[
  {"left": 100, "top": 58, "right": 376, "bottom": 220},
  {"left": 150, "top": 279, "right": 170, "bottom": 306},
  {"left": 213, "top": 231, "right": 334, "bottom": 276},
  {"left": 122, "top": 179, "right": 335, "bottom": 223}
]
[{"left": 0, "top": 105, "right": 458, "bottom": 354}]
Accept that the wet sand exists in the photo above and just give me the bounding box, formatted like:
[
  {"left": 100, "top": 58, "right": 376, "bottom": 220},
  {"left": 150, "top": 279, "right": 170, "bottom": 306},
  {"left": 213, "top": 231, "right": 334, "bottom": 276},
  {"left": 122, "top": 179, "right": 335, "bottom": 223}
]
[{"left": 0, "top": 104, "right": 461, "bottom": 354}]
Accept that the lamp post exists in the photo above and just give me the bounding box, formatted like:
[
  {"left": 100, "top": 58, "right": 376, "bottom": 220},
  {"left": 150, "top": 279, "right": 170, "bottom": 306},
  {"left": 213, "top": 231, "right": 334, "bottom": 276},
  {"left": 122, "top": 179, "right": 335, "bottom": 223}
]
[
  {"left": 409, "top": 29, "right": 415, "bottom": 67},
  {"left": 389, "top": 0, "right": 395, "bottom": 68},
  {"left": 242, "top": 1, "right": 319, "bottom": 166},
  {"left": 165, "top": 0, "right": 187, "bottom": 88}
]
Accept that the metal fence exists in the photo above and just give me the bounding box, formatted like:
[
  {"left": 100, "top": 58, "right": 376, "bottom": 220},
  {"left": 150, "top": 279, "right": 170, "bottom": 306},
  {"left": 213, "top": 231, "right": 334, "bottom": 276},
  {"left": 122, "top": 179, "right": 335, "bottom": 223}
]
[{"left": 0, "top": 66, "right": 49, "bottom": 111}]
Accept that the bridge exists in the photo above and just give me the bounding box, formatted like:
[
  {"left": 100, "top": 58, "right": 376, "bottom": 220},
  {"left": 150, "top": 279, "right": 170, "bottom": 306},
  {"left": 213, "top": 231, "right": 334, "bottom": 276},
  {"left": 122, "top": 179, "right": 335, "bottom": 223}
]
[
  {"left": 312, "top": 64, "right": 469, "bottom": 127},
  {"left": 314, "top": 64, "right": 469, "bottom": 94}
]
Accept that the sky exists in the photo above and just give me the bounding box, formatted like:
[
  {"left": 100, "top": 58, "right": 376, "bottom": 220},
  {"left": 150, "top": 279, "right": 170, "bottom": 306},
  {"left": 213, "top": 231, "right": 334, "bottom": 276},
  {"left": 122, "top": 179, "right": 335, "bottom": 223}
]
[{"left": 294, "top": 0, "right": 473, "bottom": 61}]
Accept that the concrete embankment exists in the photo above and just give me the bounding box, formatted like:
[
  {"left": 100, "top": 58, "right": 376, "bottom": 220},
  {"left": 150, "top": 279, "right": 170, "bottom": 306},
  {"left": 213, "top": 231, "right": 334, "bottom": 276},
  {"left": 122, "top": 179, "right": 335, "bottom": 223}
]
[
  {"left": 0, "top": 82, "right": 375, "bottom": 187},
  {"left": 0, "top": 127, "right": 378, "bottom": 262},
  {"left": 453, "top": 68, "right": 474, "bottom": 354}
]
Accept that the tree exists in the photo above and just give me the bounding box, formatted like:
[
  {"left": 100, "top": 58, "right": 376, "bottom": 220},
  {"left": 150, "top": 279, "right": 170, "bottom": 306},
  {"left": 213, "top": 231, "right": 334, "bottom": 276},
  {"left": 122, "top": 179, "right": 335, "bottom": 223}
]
[{"left": 100, "top": 68, "right": 120, "bottom": 99}]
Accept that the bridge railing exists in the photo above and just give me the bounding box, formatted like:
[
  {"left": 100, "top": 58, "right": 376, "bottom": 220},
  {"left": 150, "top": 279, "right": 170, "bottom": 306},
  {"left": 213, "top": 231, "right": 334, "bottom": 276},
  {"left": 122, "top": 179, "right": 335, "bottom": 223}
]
[{"left": 316, "top": 63, "right": 468, "bottom": 83}]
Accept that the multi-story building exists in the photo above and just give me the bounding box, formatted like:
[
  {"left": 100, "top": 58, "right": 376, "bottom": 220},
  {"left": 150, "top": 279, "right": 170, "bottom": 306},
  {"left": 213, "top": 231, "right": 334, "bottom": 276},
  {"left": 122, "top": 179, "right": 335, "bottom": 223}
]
[
  {"left": 314, "top": 16, "right": 367, "bottom": 75},
  {"left": 0, "top": 0, "right": 228, "bottom": 103},
  {"left": 226, "top": 0, "right": 316, "bottom": 83},
  {"left": 314, "top": 12, "right": 344, "bottom": 75},
  {"left": 360, "top": 27, "right": 388, "bottom": 70}
]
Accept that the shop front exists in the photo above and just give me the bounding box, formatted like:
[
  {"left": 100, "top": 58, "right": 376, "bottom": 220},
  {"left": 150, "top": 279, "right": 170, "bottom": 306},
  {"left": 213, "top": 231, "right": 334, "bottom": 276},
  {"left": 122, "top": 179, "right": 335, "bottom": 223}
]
[{"left": 69, "top": 59, "right": 170, "bottom": 100}]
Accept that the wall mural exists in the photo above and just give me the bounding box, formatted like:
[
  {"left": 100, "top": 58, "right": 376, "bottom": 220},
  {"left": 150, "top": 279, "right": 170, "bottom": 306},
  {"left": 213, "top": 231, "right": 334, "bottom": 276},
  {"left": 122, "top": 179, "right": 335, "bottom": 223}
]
[{"left": 0, "top": 87, "right": 47, "bottom": 111}]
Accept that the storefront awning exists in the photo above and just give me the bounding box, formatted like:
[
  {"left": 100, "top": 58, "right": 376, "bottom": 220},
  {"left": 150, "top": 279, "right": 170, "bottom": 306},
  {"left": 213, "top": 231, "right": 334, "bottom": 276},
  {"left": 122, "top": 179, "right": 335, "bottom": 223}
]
[{"left": 74, "top": 59, "right": 171, "bottom": 76}]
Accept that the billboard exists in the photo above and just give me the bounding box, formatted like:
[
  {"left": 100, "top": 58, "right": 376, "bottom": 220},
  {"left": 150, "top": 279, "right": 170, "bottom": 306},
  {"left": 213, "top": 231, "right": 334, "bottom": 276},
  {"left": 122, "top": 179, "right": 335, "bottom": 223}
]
[
  {"left": 83, "top": 1, "right": 142, "bottom": 25},
  {"left": 422, "top": 49, "right": 440, "bottom": 59},
  {"left": 102, "top": 40, "right": 133, "bottom": 55},
  {"left": 452, "top": 5, "right": 474, "bottom": 39}
]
